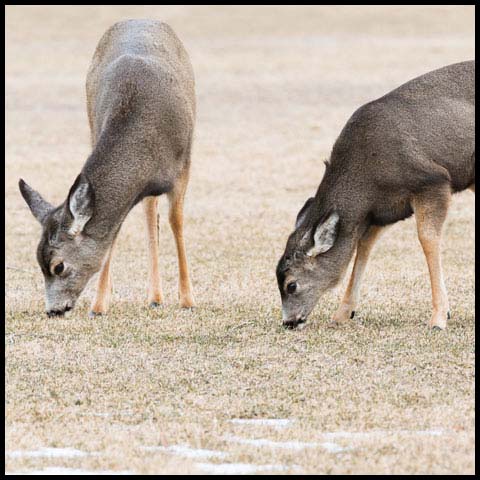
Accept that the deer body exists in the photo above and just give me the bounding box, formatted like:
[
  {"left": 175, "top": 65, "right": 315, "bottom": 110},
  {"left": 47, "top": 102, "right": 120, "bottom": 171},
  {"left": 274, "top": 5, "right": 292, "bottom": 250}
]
[
  {"left": 19, "top": 20, "right": 195, "bottom": 316},
  {"left": 277, "top": 61, "right": 475, "bottom": 330}
]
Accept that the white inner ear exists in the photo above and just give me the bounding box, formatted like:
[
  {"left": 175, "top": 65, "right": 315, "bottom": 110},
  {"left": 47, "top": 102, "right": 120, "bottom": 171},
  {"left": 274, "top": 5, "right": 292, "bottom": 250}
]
[
  {"left": 68, "top": 183, "right": 92, "bottom": 237},
  {"left": 68, "top": 216, "right": 90, "bottom": 237},
  {"left": 307, "top": 212, "right": 339, "bottom": 257}
]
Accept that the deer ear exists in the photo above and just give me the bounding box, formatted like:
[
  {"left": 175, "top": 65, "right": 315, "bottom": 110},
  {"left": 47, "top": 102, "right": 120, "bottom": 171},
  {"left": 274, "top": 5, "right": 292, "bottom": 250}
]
[
  {"left": 66, "top": 174, "right": 95, "bottom": 236},
  {"left": 307, "top": 211, "right": 339, "bottom": 257},
  {"left": 18, "top": 179, "right": 54, "bottom": 224},
  {"left": 295, "top": 197, "right": 314, "bottom": 229}
]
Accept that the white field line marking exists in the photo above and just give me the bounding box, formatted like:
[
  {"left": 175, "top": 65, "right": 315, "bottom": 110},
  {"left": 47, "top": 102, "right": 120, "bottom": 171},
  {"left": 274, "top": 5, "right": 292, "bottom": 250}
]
[
  {"left": 224, "top": 429, "right": 446, "bottom": 455},
  {"left": 224, "top": 435, "right": 350, "bottom": 453},
  {"left": 321, "top": 442, "right": 353, "bottom": 453},
  {"left": 320, "top": 429, "right": 445, "bottom": 440},
  {"left": 141, "top": 444, "right": 228, "bottom": 459},
  {"left": 229, "top": 418, "right": 294, "bottom": 428},
  {"left": 6, "top": 467, "right": 133, "bottom": 475},
  {"left": 195, "top": 462, "right": 301, "bottom": 475},
  {"left": 5, "top": 447, "right": 95, "bottom": 458}
]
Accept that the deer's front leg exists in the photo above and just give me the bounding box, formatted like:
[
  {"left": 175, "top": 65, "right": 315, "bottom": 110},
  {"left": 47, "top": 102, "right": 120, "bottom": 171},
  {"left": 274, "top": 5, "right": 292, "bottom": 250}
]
[
  {"left": 143, "top": 196, "right": 164, "bottom": 307},
  {"left": 412, "top": 185, "right": 451, "bottom": 330},
  {"left": 90, "top": 239, "right": 116, "bottom": 316},
  {"left": 330, "top": 225, "right": 384, "bottom": 326}
]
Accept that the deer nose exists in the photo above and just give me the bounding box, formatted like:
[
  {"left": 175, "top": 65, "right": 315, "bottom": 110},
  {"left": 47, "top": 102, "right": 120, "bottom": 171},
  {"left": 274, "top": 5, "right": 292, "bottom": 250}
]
[
  {"left": 283, "top": 316, "right": 306, "bottom": 330},
  {"left": 283, "top": 319, "right": 298, "bottom": 329},
  {"left": 46, "top": 304, "right": 72, "bottom": 318}
]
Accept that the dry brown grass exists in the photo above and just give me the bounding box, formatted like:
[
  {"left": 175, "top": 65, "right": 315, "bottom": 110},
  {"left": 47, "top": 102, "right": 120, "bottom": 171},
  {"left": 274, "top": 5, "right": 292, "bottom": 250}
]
[{"left": 5, "top": 5, "right": 475, "bottom": 475}]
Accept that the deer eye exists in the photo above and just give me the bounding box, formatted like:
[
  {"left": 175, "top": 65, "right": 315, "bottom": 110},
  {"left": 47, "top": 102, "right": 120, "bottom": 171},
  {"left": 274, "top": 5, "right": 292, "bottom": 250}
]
[
  {"left": 286, "top": 281, "right": 297, "bottom": 294},
  {"left": 53, "top": 262, "right": 64, "bottom": 275}
]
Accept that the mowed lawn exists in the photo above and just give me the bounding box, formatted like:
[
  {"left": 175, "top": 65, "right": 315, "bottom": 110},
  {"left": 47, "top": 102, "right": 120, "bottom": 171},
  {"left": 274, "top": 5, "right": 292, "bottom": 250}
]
[{"left": 5, "top": 5, "right": 475, "bottom": 475}]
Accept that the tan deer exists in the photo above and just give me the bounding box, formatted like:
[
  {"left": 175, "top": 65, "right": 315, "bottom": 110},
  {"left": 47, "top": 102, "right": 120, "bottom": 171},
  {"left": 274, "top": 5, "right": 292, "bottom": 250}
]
[
  {"left": 277, "top": 61, "right": 475, "bottom": 330},
  {"left": 19, "top": 20, "right": 195, "bottom": 316}
]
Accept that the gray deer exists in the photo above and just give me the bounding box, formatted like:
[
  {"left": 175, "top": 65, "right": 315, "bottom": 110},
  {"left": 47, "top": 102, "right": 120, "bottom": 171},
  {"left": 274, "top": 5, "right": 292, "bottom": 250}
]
[
  {"left": 19, "top": 20, "right": 195, "bottom": 316},
  {"left": 277, "top": 61, "right": 475, "bottom": 330}
]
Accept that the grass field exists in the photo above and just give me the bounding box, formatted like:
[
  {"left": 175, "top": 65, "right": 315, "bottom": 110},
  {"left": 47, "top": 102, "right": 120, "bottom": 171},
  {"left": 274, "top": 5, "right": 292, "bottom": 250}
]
[{"left": 5, "top": 5, "right": 475, "bottom": 475}]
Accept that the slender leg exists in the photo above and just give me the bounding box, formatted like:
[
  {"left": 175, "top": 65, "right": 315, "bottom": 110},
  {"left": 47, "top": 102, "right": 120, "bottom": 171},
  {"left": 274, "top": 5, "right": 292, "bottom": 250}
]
[
  {"left": 168, "top": 170, "right": 195, "bottom": 308},
  {"left": 330, "top": 225, "right": 385, "bottom": 326},
  {"left": 143, "top": 196, "right": 164, "bottom": 306},
  {"left": 90, "top": 239, "right": 116, "bottom": 315},
  {"left": 412, "top": 185, "right": 451, "bottom": 329}
]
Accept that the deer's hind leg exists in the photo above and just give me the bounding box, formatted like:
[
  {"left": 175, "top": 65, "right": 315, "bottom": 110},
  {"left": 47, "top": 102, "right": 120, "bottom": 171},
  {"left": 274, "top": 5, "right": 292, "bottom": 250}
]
[
  {"left": 168, "top": 169, "right": 195, "bottom": 308},
  {"left": 330, "top": 225, "right": 385, "bottom": 326},
  {"left": 412, "top": 184, "right": 451, "bottom": 330},
  {"left": 143, "top": 196, "right": 164, "bottom": 307}
]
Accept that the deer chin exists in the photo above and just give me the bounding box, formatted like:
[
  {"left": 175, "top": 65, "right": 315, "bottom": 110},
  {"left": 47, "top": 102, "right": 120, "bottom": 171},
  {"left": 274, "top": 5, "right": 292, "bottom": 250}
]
[
  {"left": 282, "top": 306, "right": 308, "bottom": 330},
  {"left": 46, "top": 302, "right": 74, "bottom": 318}
]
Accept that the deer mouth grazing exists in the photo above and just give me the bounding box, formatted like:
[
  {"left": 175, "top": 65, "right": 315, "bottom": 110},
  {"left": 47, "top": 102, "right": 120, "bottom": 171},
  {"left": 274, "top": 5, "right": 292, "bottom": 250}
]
[
  {"left": 46, "top": 304, "right": 73, "bottom": 318},
  {"left": 283, "top": 316, "right": 307, "bottom": 330}
]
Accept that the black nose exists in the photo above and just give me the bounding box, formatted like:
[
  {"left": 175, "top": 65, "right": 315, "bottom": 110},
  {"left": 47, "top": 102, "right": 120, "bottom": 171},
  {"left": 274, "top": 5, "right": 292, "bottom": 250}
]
[
  {"left": 283, "top": 319, "right": 298, "bottom": 329},
  {"left": 46, "top": 303, "right": 73, "bottom": 317},
  {"left": 283, "top": 318, "right": 306, "bottom": 330}
]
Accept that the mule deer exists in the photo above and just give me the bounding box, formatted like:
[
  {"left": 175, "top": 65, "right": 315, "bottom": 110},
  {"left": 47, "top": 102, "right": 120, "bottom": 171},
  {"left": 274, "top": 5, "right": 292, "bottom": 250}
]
[
  {"left": 19, "top": 20, "right": 195, "bottom": 317},
  {"left": 277, "top": 60, "right": 475, "bottom": 330}
]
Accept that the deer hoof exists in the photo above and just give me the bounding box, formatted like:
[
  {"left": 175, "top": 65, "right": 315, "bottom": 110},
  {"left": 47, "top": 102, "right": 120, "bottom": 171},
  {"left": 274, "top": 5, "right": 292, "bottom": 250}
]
[
  {"left": 89, "top": 311, "right": 104, "bottom": 317},
  {"left": 149, "top": 301, "right": 163, "bottom": 308},
  {"left": 180, "top": 296, "right": 195, "bottom": 309},
  {"left": 331, "top": 305, "right": 354, "bottom": 326},
  {"left": 181, "top": 304, "right": 195, "bottom": 310},
  {"left": 428, "top": 310, "right": 448, "bottom": 330}
]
